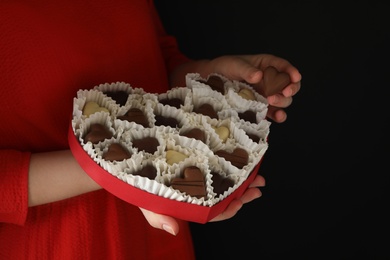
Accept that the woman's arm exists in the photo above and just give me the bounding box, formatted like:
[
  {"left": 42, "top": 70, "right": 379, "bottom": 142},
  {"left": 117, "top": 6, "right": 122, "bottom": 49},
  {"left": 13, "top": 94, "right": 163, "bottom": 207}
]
[{"left": 28, "top": 150, "right": 101, "bottom": 207}]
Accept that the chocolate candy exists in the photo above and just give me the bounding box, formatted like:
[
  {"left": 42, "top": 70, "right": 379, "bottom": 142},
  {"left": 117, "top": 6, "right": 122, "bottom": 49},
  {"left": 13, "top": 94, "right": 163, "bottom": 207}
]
[
  {"left": 181, "top": 128, "right": 206, "bottom": 143},
  {"left": 102, "top": 143, "right": 132, "bottom": 161},
  {"left": 166, "top": 150, "right": 188, "bottom": 165},
  {"left": 132, "top": 164, "right": 157, "bottom": 179},
  {"left": 261, "top": 66, "right": 290, "bottom": 97},
  {"left": 171, "top": 166, "right": 206, "bottom": 199},
  {"left": 194, "top": 103, "right": 218, "bottom": 119},
  {"left": 247, "top": 133, "right": 260, "bottom": 143},
  {"left": 83, "top": 101, "right": 109, "bottom": 117},
  {"left": 84, "top": 123, "right": 113, "bottom": 144},
  {"left": 199, "top": 75, "right": 225, "bottom": 94},
  {"left": 238, "top": 110, "right": 257, "bottom": 124},
  {"left": 132, "top": 136, "right": 159, "bottom": 154},
  {"left": 159, "top": 97, "right": 183, "bottom": 109},
  {"left": 211, "top": 171, "right": 234, "bottom": 196},
  {"left": 212, "top": 126, "right": 229, "bottom": 143},
  {"left": 215, "top": 148, "right": 249, "bottom": 169},
  {"left": 238, "top": 88, "right": 256, "bottom": 100},
  {"left": 154, "top": 114, "right": 179, "bottom": 128},
  {"left": 117, "top": 108, "right": 149, "bottom": 127},
  {"left": 104, "top": 90, "right": 128, "bottom": 106}
]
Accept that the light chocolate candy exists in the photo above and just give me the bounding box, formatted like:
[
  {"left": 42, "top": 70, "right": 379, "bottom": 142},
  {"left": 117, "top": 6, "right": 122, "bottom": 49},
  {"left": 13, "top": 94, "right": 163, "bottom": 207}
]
[
  {"left": 83, "top": 101, "right": 109, "bottom": 117},
  {"left": 166, "top": 150, "right": 188, "bottom": 165}
]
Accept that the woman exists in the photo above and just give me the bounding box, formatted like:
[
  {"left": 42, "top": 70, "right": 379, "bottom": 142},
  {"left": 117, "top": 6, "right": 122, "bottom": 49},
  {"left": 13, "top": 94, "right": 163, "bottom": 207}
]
[{"left": 0, "top": 0, "right": 301, "bottom": 259}]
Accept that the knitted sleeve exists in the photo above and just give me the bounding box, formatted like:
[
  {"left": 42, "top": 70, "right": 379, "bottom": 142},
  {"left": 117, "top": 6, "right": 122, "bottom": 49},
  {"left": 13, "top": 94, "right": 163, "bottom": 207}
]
[{"left": 0, "top": 150, "right": 30, "bottom": 225}]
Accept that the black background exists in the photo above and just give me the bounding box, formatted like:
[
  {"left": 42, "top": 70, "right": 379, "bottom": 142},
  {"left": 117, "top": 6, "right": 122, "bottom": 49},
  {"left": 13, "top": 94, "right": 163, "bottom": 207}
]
[{"left": 155, "top": 1, "right": 389, "bottom": 259}]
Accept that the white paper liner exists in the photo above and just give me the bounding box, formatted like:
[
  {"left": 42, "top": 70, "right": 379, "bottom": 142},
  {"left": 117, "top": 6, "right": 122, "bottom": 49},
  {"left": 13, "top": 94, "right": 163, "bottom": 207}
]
[
  {"left": 152, "top": 103, "right": 189, "bottom": 130},
  {"left": 236, "top": 120, "right": 270, "bottom": 142},
  {"left": 229, "top": 80, "right": 269, "bottom": 104},
  {"left": 225, "top": 87, "right": 268, "bottom": 121},
  {"left": 163, "top": 159, "right": 214, "bottom": 205},
  {"left": 178, "top": 114, "right": 211, "bottom": 146},
  {"left": 208, "top": 160, "right": 242, "bottom": 203},
  {"left": 93, "top": 81, "right": 133, "bottom": 106},
  {"left": 191, "top": 87, "right": 231, "bottom": 118},
  {"left": 185, "top": 72, "right": 231, "bottom": 95},
  {"left": 75, "top": 112, "right": 115, "bottom": 145},
  {"left": 115, "top": 99, "right": 155, "bottom": 129},
  {"left": 75, "top": 89, "right": 120, "bottom": 117},
  {"left": 121, "top": 126, "right": 167, "bottom": 158},
  {"left": 213, "top": 142, "right": 257, "bottom": 176},
  {"left": 117, "top": 155, "right": 160, "bottom": 187},
  {"left": 94, "top": 138, "right": 135, "bottom": 174},
  {"left": 230, "top": 121, "right": 269, "bottom": 154},
  {"left": 204, "top": 118, "right": 236, "bottom": 151},
  {"left": 157, "top": 87, "right": 193, "bottom": 112},
  {"left": 168, "top": 133, "right": 215, "bottom": 162}
]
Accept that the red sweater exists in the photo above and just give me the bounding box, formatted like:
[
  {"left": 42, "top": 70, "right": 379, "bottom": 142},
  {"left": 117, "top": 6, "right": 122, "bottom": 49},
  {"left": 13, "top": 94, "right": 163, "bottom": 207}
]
[{"left": 0, "top": 0, "right": 195, "bottom": 259}]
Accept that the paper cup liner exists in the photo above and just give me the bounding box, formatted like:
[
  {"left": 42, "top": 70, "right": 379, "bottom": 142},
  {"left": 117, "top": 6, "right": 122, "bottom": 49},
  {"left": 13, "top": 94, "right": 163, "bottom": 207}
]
[{"left": 157, "top": 87, "right": 193, "bottom": 112}]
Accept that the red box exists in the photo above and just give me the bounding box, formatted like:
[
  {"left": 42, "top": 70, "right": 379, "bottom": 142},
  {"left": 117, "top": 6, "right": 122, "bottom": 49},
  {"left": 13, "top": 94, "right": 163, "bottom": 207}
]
[{"left": 68, "top": 124, "right": 260, "bottom": 223}]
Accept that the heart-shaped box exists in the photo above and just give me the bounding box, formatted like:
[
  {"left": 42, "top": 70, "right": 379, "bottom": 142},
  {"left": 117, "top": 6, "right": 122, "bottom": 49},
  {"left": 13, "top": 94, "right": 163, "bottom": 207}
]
[{"left": 68, "top": 74, "right": 270, "bottom": 223}]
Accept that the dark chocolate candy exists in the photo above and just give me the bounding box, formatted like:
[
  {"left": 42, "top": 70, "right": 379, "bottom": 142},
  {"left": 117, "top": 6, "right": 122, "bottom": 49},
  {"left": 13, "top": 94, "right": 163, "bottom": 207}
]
[
  {"left": 171, "top": 166, "right": 206, "bottom": 199},
  {"left": 215, "top": 148, "right": 249, "bottom": 169},
  {"left": 181, "top": 128, "right": 206, "bottom": 143},
  {"left": 84, "top": 123, "right": 113, "bottom": 144},
  {"left": 200, "top": 75, "right": 225, "bottom": 94},
  {"left": 159, "top": 97, "right": 183, "bottom": 109},
  {"left": 261, "top": 66, "right": 290, "bottom": 97},
  {"left": 104, "top": 90, "right": 128, "bottom": 106},
  {"left": 132, "top": 164, "right": 157, "bottom": 179},
  {"left": 102, "top": 143, "right": 132, "bottom": 161},
  {"left": 154, "top": 114, "right": 179, "bottom": 128},
  {"left": 194, "top": 103, "right": 218, "bottom": 119},
  {"left": 117, "top": 108, "right": 149, "bottom": 127},
  {"left": 211, "top": 171, "right": 235, "bottom": 196},
  {"left": 247, "top": 133, "right": 260, "bottom": 143},
  {"left": 132, "top": 136, "right": 159, "bottom": 154},
  {"left": 238, "top": 110, "right": 257, "bottom": 124}
]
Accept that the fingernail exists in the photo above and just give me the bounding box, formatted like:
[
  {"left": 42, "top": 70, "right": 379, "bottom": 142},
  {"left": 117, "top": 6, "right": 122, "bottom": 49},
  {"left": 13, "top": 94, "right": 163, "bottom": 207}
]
[{"left": 162, "top": 224, "right": 176, "bottom": 236}]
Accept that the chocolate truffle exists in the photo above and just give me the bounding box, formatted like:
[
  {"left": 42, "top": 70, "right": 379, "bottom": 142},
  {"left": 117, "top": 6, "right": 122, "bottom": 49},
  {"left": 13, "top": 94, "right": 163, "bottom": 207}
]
[
  {"left": 84, "top": 123, "right": 113, "bottom": 144},
  {"left": 117, "top": 108, "right": 149, "bottom": 127},
  {"left": 102, "top": 143, "right": 132, "bottom": 161},
  {"left": 104, "top": 90, "right": 128, "bottom": 106},
  {"left": 132, "top": 136, "right": 159, "bottom": 154},
  {"left": 171, "top": 166, "right": 206, "bottom": 199},
  {"left": 215, "top": 148, "right": 249, "bottom": 169}
]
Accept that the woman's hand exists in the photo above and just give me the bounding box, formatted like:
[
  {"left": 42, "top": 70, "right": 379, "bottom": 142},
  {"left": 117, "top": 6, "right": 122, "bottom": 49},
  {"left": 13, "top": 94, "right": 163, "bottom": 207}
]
[
  {"left": 202, "top": 54, "right": 302, "bottom": 123},
  {"left": 209, "top": 174, "right": 266, "bottom": 221}
]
